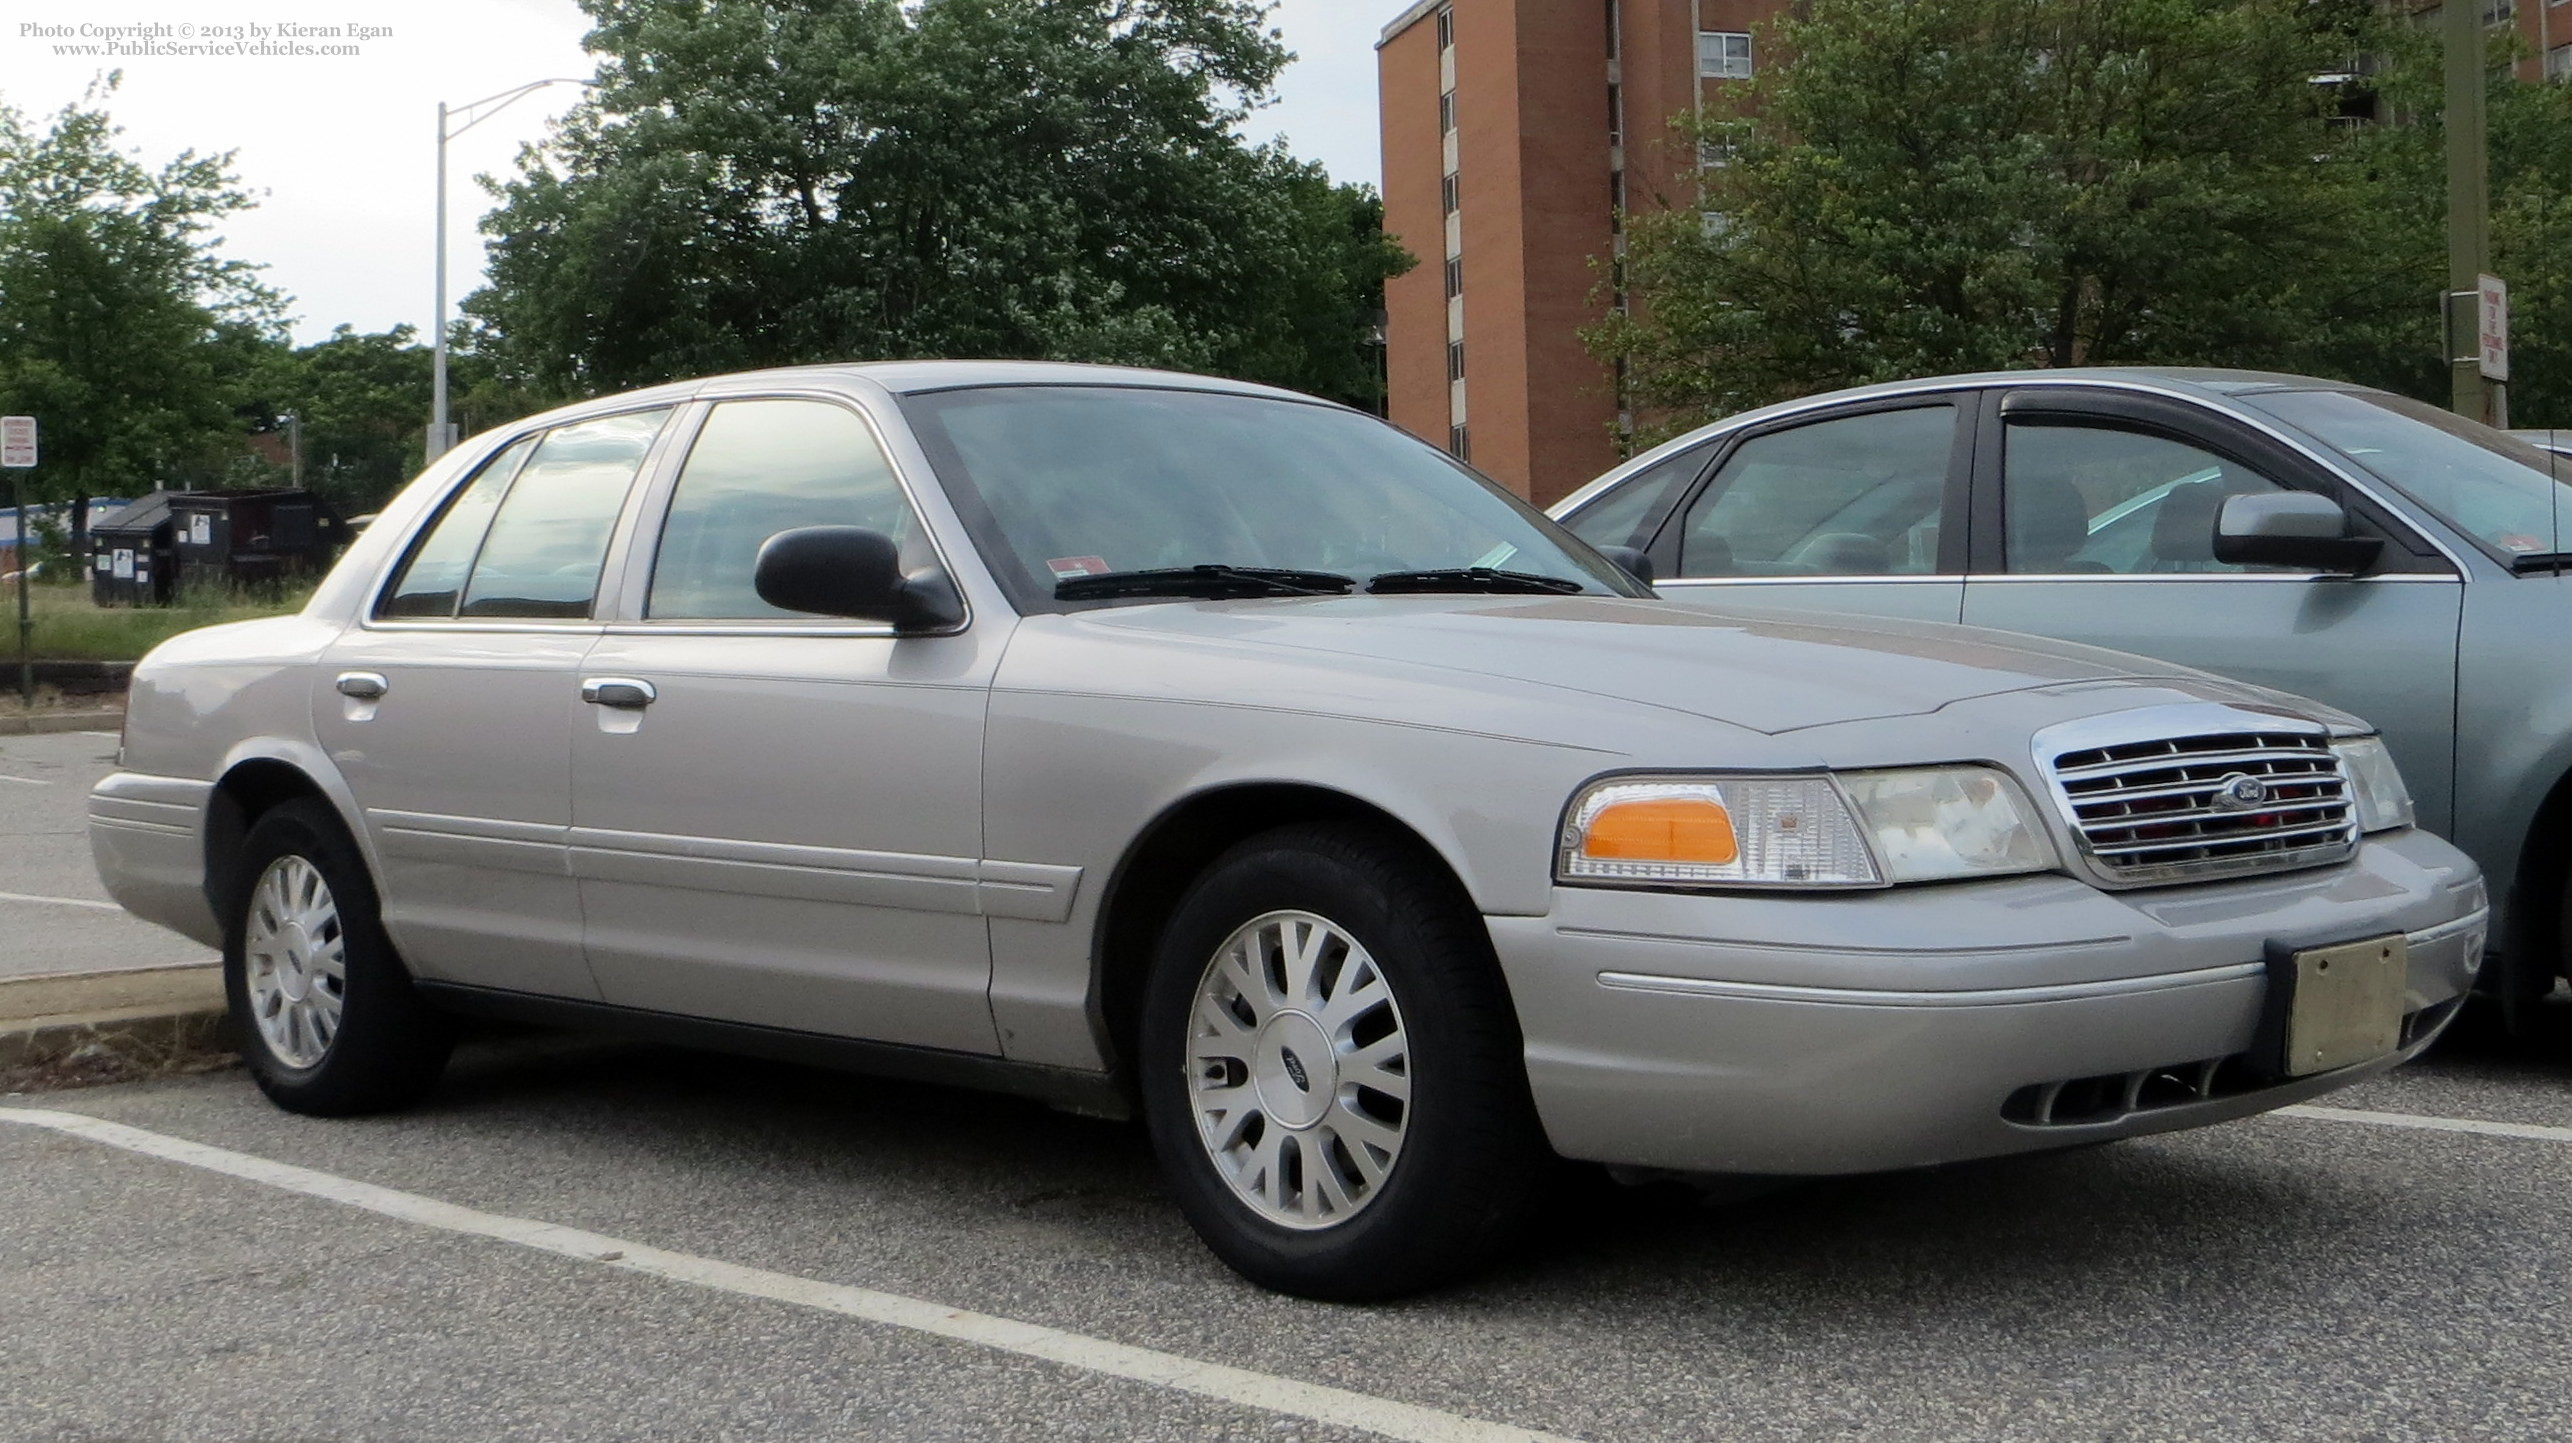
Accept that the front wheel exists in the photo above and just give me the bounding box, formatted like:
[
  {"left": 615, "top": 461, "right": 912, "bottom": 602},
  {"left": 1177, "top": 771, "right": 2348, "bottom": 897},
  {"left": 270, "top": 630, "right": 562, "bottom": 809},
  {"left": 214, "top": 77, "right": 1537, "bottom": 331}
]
[
  {"left": 223, "top": 798, "right": 452, "bottom": 1115},
  {"left": 1139, "top": 824, "right": 1548, "bottom": 1299}
]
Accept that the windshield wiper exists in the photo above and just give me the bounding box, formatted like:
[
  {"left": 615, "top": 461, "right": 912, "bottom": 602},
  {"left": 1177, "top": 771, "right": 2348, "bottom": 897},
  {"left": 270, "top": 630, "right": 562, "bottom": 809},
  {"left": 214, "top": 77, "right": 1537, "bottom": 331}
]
[
  {"left": 1054, "top": 564, "right": 1356, "bottom": 601},
  {"left": 1366, "top": 567, "right": 1588, "bottom": 595},
  {"left": 2510, "top": 552, "right": 2572, "bottom": 574}
]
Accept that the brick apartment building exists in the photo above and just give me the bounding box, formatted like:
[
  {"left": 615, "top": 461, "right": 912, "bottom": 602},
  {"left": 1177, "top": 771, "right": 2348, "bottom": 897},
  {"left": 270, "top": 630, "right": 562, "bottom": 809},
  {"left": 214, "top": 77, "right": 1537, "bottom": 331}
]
[
  {"left": 1376, "top": 0, "right": 1791, "bottom": 505},
  {"left": 1378, "top": 0, "right": 2571, "bottom": 507}
]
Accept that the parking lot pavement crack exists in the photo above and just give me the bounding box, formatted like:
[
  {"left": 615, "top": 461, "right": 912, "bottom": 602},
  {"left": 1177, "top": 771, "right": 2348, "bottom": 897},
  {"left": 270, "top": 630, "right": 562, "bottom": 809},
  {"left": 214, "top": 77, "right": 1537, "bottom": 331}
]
[{"left": 0, "top": 1105, "right": 1590, "bottom": 1443}]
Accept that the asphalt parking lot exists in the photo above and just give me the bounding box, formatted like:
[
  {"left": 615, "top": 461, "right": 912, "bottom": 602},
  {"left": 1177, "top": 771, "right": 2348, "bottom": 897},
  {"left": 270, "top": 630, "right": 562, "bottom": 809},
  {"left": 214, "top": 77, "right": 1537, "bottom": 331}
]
[
  {"left": 11, "top": 735, "right": 2572, "bottom": 1441},
  {"left": 2, "top": 728, "right": 215, "bottom": 981}
]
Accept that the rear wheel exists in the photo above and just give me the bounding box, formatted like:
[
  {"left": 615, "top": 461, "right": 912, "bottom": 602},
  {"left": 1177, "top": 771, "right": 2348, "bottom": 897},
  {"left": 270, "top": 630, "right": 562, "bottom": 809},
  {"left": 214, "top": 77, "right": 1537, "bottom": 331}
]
[
  {"left": 223, "top": 799, "right": 452, "bottom": 1115},
  {"left": 1139, "top": 824, "right": 1548, "bottom": 1299}
]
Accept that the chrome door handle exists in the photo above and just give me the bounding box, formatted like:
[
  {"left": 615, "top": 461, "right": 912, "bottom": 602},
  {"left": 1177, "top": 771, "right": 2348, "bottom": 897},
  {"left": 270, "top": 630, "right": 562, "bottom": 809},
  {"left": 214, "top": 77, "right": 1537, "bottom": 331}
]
[
  {"left": 335, "top": 671, "right": 389, "bottom": 700},
  {"left": 580, "top": 677, "right": 658, "bottom": 709}
]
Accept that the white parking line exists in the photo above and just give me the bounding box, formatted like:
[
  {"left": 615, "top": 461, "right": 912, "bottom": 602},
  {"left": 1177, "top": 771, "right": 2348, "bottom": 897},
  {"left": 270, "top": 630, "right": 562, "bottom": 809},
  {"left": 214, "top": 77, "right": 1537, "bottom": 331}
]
[
  {"left": 0, "top": 1107, "right": 1582, "bottom": 1443},
  {"left": 2276, "top": 1103, "right": 2572, "bottom": 1145},
  {"left": 0, "top": 890, "right": 121, "bottom": 912},
  {"left": 0, "top": 773, "right": 49, "bottom": 785}
]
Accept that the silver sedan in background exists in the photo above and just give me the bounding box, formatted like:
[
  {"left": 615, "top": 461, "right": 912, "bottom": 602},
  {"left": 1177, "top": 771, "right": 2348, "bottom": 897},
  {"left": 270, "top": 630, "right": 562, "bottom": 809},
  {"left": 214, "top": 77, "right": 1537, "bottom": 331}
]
[{"left": 92, "top": 363, "right": 2483, "bottom": 1298}]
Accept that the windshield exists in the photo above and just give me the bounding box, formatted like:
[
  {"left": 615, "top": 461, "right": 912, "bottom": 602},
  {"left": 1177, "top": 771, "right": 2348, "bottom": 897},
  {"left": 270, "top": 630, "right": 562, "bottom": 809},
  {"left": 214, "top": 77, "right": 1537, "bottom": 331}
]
[
  {"left": 900, "top": 386, "right": 1641, "bottom": 607},
  {"left": 2246, "top": 388, "right": 2572, "bottom": 561}
]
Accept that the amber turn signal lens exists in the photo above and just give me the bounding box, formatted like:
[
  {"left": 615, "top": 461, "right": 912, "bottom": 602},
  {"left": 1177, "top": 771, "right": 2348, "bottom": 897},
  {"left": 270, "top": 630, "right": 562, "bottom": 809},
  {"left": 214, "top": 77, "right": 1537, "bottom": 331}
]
[{"left": 1582, "top": 798, "right": 1740, "bottom": 864}]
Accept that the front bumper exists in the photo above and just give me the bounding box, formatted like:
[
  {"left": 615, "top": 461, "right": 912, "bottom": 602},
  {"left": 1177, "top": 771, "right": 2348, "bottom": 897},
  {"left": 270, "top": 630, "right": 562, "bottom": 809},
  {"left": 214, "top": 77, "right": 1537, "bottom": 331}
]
[{"left": 1489, "top": 828, "right": 2485, "bottom": 1176}]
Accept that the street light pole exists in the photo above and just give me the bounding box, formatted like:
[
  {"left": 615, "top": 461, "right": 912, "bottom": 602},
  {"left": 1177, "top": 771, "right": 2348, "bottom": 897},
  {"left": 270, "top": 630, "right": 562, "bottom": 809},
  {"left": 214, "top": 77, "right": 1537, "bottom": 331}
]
[
  {"left": 2444, "top": 0, "right": 2504, "bottom": 427},
  {"left": 428, "top": 78, "right": 593, "bottom": 466}
]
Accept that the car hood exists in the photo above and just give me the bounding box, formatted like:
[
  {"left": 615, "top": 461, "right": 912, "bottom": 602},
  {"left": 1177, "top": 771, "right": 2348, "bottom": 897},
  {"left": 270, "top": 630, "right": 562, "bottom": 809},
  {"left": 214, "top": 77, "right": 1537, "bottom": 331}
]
[{"left": 1069, "top": 594, "right": 2312, "bottom": 736}]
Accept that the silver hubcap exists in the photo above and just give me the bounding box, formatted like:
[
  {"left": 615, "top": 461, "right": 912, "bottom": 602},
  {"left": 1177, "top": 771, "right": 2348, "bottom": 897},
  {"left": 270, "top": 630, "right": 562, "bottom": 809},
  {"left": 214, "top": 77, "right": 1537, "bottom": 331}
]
[
  {"left": 1187, "top": 910, "right": 1411, "bottom": 1230},
  {"left": 243, "top": 855, "right": 347, "bottom": 1069}
]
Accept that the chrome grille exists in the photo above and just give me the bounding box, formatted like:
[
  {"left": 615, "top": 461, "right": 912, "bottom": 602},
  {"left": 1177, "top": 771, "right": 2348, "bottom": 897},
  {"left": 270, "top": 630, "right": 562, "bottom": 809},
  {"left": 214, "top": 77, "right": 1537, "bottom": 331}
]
[{"left": 2047, "top": 729, "right": 2356, "bottom": 885}]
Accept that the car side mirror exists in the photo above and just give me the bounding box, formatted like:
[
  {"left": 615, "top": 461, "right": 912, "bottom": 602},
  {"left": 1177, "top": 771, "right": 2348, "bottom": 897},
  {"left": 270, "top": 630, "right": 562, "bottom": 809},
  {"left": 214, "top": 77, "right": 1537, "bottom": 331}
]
[
  {"left": 2211, "top": 493, "right": 2382, "bottom": 576},
  {"left": 753, "top": 526, "right": 965, "bottom": 631},
  {"left": 1599, "top": 544, "right": 1655, "bottom": 586}
]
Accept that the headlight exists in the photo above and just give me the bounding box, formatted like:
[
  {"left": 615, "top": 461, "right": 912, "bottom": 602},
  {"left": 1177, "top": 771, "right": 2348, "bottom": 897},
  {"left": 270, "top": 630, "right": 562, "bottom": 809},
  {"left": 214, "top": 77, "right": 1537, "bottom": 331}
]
[
  {"left": 1557, "top": 766, "right": 2058, "bottom": 889},
  {"left": 1838, "top": 766, "right": 2057, "bottom": 883},
  {"left": 1559, "top": 776, "right": 1882, "bottom": 888},
  {"left": 2332, "top": 735, "right": 2414, "bottom": 833}
]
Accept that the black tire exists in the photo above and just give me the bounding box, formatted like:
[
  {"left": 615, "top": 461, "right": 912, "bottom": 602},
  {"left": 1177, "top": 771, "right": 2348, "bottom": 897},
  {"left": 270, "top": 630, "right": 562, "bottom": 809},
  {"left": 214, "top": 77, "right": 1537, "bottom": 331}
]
[
  {"left": 222, "top": 798, "right": 452, "bottom": 1115},
  {"left": 1138, "top": 823, "right": 1550, "bottom": 1300}
]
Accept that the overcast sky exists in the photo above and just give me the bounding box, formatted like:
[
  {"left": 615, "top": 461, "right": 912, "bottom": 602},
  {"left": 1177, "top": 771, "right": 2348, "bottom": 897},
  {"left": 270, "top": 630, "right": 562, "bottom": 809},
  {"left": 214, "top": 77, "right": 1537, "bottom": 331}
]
[{"left": 0, "top": 0, "right": 1388, "bottom": 345}]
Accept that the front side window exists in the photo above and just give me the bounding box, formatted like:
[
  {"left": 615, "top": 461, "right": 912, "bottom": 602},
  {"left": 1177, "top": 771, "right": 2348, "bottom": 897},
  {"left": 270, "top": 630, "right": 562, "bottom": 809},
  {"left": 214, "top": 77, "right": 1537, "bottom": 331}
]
[
  {"left": 2247, "top": 388, "right": 2572, "bottom": 560},
  {"left": 647, "top": 399, "right": 923, "bottom": 620},
  {"left": 902, "top": 386, "right": 1635, "bottom": 605},
  {"left": 2000, "top": 422, "right": 2292, "bottom": 574},
  {"left": 1673, "top": 406, "right": 1955, "bottom": 578}
]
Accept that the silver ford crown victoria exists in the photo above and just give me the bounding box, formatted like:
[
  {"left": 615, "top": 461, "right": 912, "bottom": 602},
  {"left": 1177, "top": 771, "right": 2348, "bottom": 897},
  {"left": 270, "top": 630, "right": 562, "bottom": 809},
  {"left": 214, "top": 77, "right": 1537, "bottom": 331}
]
[{"left": 90, "top": 362, "right": 2486, "bottom": 1298}]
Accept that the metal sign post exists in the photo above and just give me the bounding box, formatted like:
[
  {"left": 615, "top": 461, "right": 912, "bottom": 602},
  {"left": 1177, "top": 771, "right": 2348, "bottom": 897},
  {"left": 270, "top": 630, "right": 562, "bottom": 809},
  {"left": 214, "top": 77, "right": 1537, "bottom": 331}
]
[{"left": 2, "top": 415, "right": 37, "bottom": 708}]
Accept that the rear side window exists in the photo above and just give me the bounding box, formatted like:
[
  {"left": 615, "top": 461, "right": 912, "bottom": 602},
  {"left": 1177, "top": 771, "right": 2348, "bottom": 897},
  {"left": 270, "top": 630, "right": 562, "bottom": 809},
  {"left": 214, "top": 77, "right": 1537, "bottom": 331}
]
[
  {"left": 1674, "top": 405, "right": 1956, "bottom": 577},
  {"left": 647, "top": 399, "right": 922, "bottom": 620},
  {"left": 377, "top": 435, "right": 536, "bottom": 618},
  {"left": 378, "top": 410, "right": 670, "bottom": 621},
  {"left": 462, "top": 410, "right": 670, "bottom": 617},
  {"left": 1561, "top": 445, "right": 1707, "bottom": 552}
]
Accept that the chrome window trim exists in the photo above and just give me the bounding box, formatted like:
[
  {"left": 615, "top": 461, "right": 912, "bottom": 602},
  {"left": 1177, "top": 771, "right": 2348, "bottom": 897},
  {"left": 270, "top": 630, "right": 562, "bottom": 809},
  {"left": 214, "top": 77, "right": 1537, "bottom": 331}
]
[
  {"left": 607, "top": 385, "right": 974, "bottom": 637},
  {"left": 1556, "top": 374, "right": 2478, "bottom": 581},
  {"left": 1655, "top": 575, "right": 1962, "bottom": 587},
  {"left": 1964, "top": 572, "right": 2455, "bottom": 585}
]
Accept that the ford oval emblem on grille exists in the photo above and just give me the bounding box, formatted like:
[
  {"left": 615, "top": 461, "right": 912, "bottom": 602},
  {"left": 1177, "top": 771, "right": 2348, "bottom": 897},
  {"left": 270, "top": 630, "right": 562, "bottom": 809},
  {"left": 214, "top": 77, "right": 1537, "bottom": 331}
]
[{"left": 2211, "top": 772, "right": 2269, "bottom": 811}]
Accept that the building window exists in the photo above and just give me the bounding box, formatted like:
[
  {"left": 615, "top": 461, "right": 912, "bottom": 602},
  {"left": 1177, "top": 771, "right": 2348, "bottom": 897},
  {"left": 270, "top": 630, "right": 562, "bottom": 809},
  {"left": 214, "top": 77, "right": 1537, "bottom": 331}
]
[
  {"left": 1439, "top": 91, "right": 1455, "bottom": 134},
  {"left": 1449, "top": 424, "right": 1470, "bottom": 459},
  {"left": 1441, "top": 173, "right": 1460, "bottom": 215},
  {"left": 2482, "top": 0, "right": 2515, "bottom": 23},
  {"left": 1698, "top": 30, "right": 1752, "bottom": 80},
  {"left": 1447, "top": 341, "right": 1466, "bottom": 382},
  {"left": 1699, "top": 139, "right": 1737, "bottom": 168},
  {"left": 1444, "top": 256, "right": 1463, "bottom": 298},
  {"left": 1435, "top": 6, "right": 1452, "bottom": 51},
  {"left": 2551, "top": 42, "right": 2571, "bottom": 82}
]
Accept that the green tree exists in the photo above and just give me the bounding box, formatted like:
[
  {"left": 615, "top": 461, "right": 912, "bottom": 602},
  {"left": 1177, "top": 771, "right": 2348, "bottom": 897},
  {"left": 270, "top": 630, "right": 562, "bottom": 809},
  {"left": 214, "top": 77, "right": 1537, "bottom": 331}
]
[
  {"left": 1591, "top": 0, "right": 2376, "bottom": 440},
  {"left": 0, "top": 75, "right": 283, "bottom": 516},
  {"left": 467, "top": 0, "right": 1406, "bottom": 409},
  {"left": 2312, "top": 37, "right": 2572, "bottom": 426}
]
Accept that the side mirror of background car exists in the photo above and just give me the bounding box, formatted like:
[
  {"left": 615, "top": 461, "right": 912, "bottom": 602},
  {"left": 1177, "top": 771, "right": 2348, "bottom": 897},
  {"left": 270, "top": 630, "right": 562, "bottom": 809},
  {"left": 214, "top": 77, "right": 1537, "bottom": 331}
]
[
  {"left": 2211, "top": 493, "right": 2382, "bottom": 576},
  {"left": 1598, "top": 544, "right": 1655, "bottom": 586},
  {"left": 753, "top": 526, "right": 965, "bottom": 632}
]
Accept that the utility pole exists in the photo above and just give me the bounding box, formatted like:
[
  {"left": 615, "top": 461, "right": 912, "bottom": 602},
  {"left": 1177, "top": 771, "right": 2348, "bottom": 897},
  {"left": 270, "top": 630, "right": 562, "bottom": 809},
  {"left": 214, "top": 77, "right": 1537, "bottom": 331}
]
[{"left": 2445, "top": 0, "right": 2506, "bottom": 427}]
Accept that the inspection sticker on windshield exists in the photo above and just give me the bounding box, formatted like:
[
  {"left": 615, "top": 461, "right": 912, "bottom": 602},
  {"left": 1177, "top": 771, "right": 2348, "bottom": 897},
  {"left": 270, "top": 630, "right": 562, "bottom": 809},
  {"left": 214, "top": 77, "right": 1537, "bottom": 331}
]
[{"left": 1048, "top": 556, "right": 1111, "bottom": 579}]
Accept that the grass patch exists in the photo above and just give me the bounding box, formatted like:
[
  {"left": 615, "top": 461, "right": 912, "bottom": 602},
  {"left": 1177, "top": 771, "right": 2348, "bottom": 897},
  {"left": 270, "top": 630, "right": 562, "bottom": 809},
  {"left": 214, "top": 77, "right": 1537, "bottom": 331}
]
[{"left": 5, "top": 579, "right": 312, "bottom": 662}]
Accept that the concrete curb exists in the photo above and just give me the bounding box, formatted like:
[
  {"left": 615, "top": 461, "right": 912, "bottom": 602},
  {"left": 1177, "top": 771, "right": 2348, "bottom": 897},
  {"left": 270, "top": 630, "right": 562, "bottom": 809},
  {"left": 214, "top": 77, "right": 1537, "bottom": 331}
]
[
  {"left": 0, "top": 709, "right": 123, "bottom": 736},
  {"left": 0, "top": 964, "right": 231, "bottom": 1089}
]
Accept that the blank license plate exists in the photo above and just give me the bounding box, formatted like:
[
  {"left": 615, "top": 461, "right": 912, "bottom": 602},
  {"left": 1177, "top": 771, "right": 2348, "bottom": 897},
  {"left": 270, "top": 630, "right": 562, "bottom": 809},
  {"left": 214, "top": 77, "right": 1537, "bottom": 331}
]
[{"left": 2282, "top": 934, "right": 2408, "bottom": 1077}]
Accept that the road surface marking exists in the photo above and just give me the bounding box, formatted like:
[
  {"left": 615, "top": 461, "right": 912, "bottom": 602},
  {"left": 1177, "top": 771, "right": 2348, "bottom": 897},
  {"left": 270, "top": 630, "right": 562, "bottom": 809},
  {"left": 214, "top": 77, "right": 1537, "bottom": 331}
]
[
  {"left": 0, "top": 1107, "right": 1583, "bottom": 1443},
  {"left": 2276, "top": 1103, "right": 2572, "bottom": 1145},
  {"left": 0, "top": 890, "right": 121, "bottom": 911},
  {"left": 0, "top": 774, "right": 49, "bottom": 786}
]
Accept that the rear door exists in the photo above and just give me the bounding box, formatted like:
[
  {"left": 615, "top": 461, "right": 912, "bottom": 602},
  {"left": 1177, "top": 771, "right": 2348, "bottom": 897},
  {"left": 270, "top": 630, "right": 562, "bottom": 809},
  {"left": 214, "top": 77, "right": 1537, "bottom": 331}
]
[
  {"left": 316, "top": 407, "right": 679, "bottom": 998},
  {"left": 1636, "top": 395, "right": 1975, "bottom": 624},
  {"left": 1959, "top": 387, "right": 2464, "bottom": 832}
]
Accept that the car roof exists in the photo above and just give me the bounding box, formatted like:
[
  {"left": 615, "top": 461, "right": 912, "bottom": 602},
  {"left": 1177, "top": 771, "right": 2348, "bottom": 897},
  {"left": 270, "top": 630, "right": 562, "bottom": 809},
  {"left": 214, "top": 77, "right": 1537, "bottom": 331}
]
[{"left": 692, "top": 359, "right": 1320, "bottom": 402}]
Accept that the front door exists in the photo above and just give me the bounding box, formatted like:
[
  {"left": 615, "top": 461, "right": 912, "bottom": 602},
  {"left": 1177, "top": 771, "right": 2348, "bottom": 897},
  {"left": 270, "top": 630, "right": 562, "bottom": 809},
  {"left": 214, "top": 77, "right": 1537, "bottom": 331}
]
[
  {"left": 569, "top": 395, "right": 1004, "bottom": 1053},
  {"left": 1960, "top": 396, "right": 2464, "bottom": 832}
]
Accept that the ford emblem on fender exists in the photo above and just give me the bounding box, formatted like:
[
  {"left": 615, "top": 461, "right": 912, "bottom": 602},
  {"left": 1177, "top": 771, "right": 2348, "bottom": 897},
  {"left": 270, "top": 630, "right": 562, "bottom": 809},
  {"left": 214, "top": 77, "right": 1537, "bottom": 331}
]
[{"left": 2212, "top": 772, "right": 2269, "bottom": 811}]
